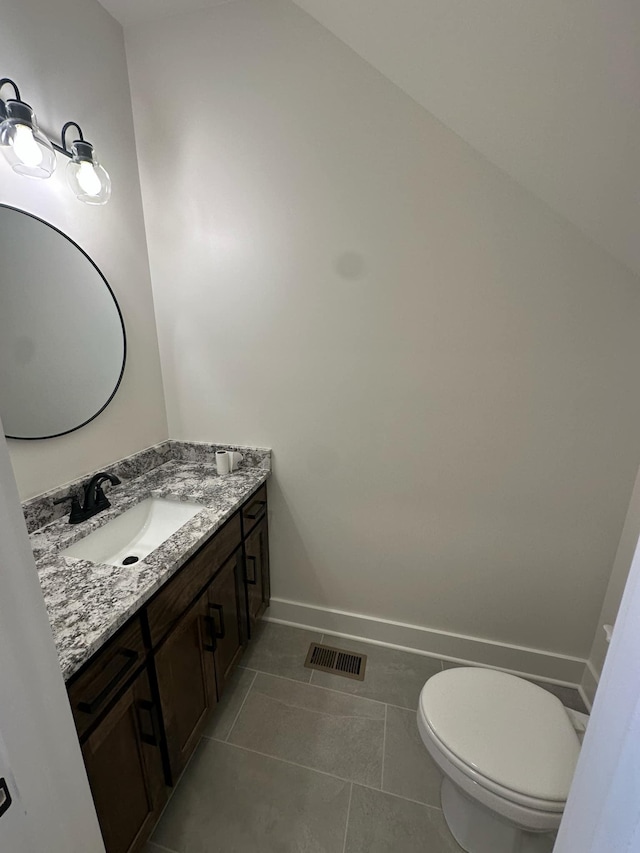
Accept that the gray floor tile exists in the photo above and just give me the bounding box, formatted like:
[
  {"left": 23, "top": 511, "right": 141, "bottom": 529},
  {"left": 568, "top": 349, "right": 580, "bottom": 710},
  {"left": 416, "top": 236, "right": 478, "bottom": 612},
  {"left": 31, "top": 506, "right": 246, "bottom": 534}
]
[
  {"left": 202, "top": 666, "right": 257, "bottom": 741},
  {"left": 145, "top": 843, "right": 178, "bottom": 853},
  {"left": 152, "top": 739, "right": 349, "bottom": 853},
  {"left": 310, "top": 637, "right": 442, "bottom": 709},
  {"left": 229, "top": 672, "right": 385, "bottom": 786},
  {"left": 529, "top": 832, "right": 557, "bottom": 853},
  {"left": 344, "top": 785, "right": 463, "bottom": 853},
  {"left": 383, "top": 705, "right": 443, "bottom": 806},
  {"left": 528, "top": 680, "right": 588, "bottom": 713},
  {"left": 241, "top": 621, "right": 321, "bottom": 682}
]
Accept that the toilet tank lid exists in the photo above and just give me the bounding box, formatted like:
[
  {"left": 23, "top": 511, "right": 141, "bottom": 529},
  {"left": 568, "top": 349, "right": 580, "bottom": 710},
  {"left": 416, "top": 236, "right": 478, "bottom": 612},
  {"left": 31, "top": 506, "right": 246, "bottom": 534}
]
[{"left": 420, "top": 668, "right": 581, "bottom": 802}]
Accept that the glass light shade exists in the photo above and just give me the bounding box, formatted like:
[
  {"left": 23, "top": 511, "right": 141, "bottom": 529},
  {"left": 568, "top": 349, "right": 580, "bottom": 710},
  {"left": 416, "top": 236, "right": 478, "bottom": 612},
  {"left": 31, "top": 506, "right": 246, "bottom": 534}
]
[
  {"left": 66, "top": 140, "right": 111, "bottom": 205},
  {"left": 0, "top": 101, "right": 56, "bottom": 178}
]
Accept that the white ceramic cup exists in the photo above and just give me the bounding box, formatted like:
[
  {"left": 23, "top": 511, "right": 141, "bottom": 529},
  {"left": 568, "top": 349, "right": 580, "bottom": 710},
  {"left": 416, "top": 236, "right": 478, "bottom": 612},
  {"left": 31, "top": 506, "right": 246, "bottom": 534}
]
[{"left": 216, "top": 450, "right": 230, "bottom": 476}]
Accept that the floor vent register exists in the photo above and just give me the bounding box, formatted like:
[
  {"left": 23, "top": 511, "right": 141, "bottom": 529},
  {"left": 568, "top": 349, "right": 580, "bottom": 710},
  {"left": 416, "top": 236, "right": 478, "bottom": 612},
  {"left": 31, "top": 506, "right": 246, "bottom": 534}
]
[{"left": 304, "top": 642, "right": 367, "bottom": 681}]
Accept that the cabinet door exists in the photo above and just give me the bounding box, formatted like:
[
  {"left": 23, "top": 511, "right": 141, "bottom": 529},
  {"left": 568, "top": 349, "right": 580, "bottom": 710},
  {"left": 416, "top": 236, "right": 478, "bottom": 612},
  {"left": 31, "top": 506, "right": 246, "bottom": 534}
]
[
  {"left": 244, "top": 513, "right": 270, "bottom": 634},
  {"left": 154, "top": 592, "right": 217, "bottom": 782},
  {"left": 82, "top": 667, "right": 166, "bottom": 853},
  {"left": 147, "top": 513, "right": 241, "bottom": 648},
  {"left": 208, "top": 547, "right": 246, "bottom": 695}
]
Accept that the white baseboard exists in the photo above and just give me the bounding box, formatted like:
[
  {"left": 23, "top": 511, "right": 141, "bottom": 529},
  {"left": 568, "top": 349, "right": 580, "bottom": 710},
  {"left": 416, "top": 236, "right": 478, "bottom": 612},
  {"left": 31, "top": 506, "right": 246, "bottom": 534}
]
[
  {"left": 266, "top": 597, "right": 586, "bottom": 686},
  {"left": 579, "top": 660, "right": 599, "bottom": 711}
]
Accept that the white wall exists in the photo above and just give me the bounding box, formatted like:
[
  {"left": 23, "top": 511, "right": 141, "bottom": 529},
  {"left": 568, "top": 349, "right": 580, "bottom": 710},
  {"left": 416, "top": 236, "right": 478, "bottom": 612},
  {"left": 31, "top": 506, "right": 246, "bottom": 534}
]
[
  {"left": 1, "top": 0, "right": 168, "bottom": 499},
  {"left": 292, "top": 0, "right": 640, "bottom": 279},
  {"left": 126, "top": 0, "right": 640, "bottom": 667}
]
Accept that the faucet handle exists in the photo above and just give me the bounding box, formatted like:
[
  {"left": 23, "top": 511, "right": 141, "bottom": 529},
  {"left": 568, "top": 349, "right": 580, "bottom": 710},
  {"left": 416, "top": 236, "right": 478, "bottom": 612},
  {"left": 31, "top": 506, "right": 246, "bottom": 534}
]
[
  {"left": 53, "top": 494, "right": 84, "bottom": 524},
  {"left": 94, "top": 484, "right": 111, "bottom": 511}
]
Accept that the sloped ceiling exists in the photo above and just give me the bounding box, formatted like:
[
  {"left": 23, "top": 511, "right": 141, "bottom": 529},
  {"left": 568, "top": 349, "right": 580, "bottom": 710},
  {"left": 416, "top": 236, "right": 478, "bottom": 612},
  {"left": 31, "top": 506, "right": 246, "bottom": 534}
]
[
  {"left": 98, "top": 0, "right": 229, "bottom": 28},
  {"left": 291, "top": 0, "right": 640, "bottom": 277},
  {"left": 101, "top": 0, "right": 640, "bottom": 276}
]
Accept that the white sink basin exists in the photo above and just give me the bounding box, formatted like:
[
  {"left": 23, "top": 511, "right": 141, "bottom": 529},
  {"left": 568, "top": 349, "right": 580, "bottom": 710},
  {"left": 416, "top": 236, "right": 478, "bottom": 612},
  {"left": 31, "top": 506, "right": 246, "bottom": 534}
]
[{"left": 61, "top": 496, "right": 204, "bottom": 567}]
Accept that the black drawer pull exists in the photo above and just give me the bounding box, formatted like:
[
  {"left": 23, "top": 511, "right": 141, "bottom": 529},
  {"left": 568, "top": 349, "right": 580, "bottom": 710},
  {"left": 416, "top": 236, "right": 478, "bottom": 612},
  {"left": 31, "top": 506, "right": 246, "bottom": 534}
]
[
  {"left": 76, "top": 648, "right": 138, "bottom": 715},
  {"left": 138, "top": 699, "right": 162, "bottom": 747},
  {"left": 245, "top": 555, "right": 258, "bottom": 585},
  {"left": 244, "top": 499, "right": 266, "bottom": 520},
  {"left": 209, "top": 602, "right": 226, "bottom": 639},
  {"left": 203, "top": 616, "right": 217, "bottom": 653}
]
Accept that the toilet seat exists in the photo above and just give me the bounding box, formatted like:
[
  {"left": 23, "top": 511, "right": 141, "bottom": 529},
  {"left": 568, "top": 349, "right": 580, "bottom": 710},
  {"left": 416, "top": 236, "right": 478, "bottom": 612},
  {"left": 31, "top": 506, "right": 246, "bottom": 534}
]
[
  {"left": 419, "top": 668, "right": 580, "bottom": 804},
  {"left": 421, "top": 713, "right": 565, "bottom": 813}
]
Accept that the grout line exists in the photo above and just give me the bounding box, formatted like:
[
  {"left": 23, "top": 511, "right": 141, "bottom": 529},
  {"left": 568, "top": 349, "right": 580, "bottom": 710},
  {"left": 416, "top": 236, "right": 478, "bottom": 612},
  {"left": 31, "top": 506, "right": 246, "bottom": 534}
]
[
  {"left": 225, "top": 669, "right": 258, "bottom": 742},
  {"left": 386, "top": 700, "right": 419, "bottom": 712},
  {"left": 147, "top": 843, "right": 180, "bottom": 853},
  {"left": 342, "top": 782, "right": 354, "bottom": 853},
  {"left": 177, "top": 736, "right": 443, "bottom": 815},
  {"left": 248, "top": 668, "right": 396, "bottom": 710},
  {"left": 214, "top": 738, "right": 375, "bottom": 788},
  {"left": 204, "top": 734, "right": 228, "bottom": 744},
  {"left": 253, "top": 666, "right": 423, "bottom": 712},
  {"left": 357, "top": 782, "right": 444, "bottom": 812},
  {"left": 381, "top": 704, "right": 388, "bottom": 790}
]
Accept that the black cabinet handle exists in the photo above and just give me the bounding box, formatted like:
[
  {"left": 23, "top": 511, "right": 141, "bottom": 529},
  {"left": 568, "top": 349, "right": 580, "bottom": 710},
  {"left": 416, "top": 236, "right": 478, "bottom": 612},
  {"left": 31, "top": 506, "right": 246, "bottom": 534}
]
[
  {"left": 203, "top": 616, "right": 217, "bottom": 653},
  {"left": 244, "top": 499, "right": 266, "bottom": 520},
  {"left": 138, "top": 699, "right": 161, "bottom": 747},
  {"left": 245, "top": 555, "right": 258, "bottom": 585},
  {"left": 208, "top": 602, "right": 225, "bottom": 639},
  {"left": 76, "top": 649, "right": 138, "bottom": 715}
]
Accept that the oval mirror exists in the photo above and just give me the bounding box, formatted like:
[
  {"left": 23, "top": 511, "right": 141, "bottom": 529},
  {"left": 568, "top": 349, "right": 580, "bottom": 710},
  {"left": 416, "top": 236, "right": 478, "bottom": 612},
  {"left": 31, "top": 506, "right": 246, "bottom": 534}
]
[{"left": 0, "top": 205, "right": 126, "bottom": 439}]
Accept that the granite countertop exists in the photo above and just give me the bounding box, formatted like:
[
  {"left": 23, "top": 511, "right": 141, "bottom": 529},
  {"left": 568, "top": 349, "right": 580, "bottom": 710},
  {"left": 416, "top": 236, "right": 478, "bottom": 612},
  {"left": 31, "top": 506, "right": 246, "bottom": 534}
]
[{"left": 30, "top": 457, "right": 270, "bottom": 682}]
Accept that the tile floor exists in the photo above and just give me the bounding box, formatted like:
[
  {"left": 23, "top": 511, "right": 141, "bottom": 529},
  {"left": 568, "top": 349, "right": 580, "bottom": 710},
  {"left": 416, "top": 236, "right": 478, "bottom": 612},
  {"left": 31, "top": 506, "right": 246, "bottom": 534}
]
[{"left": 146, "top": 622, "right": 584, "bottom": 853}]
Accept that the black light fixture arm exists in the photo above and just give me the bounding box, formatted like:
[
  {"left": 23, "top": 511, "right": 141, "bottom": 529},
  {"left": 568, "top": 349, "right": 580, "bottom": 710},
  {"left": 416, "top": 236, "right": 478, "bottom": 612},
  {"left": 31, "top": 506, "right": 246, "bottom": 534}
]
[
  {"left": 0, "top": 74, "right": 110, "bottom": 202},
  {"left": 0, "top": 78, "right": 21, "bottom": 120},
  {"left": 0, "top": 77, "right": 21, "bottom": 101},
  {"left": 0, "top": 78, "right": 86, "bottom": 161},
  {"left": 55, "top": 120, "right": 85, "bottom": 158}
]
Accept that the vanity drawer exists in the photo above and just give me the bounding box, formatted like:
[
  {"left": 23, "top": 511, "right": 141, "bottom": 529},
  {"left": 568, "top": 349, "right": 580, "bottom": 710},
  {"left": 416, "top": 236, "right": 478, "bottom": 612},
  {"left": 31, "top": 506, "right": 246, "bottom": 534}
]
[
  {"left": 68, "top": 616, "right": 145, "bottom": 741},
  {"left": 147, "top": 512, "right": 242, "bottom": 648},
  {"left": 242, "top": 485, "right": 267, "bottom": 536}
]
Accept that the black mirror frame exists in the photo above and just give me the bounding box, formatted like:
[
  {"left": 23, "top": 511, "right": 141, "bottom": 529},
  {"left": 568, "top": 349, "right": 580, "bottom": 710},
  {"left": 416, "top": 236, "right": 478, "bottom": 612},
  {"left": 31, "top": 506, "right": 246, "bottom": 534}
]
[{"left": 0, "top": 204, "right": 127, "bottom": 441}]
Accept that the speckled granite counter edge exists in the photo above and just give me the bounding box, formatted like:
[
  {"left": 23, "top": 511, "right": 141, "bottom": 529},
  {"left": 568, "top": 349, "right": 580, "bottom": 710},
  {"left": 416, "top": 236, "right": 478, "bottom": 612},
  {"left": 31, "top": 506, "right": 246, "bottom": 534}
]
[
  {"left": 28, "top": 443, "right": 271, "bottom": 681},
  {"left": 23, "top": 440, "right": 271, "bottom": 533}
]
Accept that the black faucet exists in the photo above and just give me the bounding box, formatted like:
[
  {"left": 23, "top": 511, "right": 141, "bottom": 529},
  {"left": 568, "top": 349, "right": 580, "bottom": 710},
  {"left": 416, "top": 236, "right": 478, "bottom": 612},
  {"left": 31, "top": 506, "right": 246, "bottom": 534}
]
[{"left": 54, "top": 472, "right": 121, "bottom": 524}]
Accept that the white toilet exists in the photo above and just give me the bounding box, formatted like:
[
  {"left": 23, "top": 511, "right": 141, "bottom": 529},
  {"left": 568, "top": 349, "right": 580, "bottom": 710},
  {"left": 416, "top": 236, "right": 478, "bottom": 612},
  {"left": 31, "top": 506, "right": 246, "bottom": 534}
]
[{"left": 417, "top": 667, "right": 581, "bottom": 853}]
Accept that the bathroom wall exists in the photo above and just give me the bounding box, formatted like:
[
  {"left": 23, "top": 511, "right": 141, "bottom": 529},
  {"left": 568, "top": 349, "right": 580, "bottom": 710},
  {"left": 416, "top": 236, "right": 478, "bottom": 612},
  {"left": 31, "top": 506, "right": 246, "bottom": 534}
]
[
  {"left": 581, "top": 461, "right": 640, "bottom": 704},
  {"left": 126, "top": 0, "right": 640, "bottom": 672},
  {"left": 0, "top": 0, "right": 168, "bottom": 499}
]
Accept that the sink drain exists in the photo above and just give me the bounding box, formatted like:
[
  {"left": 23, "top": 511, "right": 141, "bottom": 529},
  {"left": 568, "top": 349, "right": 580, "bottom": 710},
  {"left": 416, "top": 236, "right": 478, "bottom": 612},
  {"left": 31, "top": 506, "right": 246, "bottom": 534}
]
[{"left": 122, "top": 555, "right": 139, "bottom": 565}]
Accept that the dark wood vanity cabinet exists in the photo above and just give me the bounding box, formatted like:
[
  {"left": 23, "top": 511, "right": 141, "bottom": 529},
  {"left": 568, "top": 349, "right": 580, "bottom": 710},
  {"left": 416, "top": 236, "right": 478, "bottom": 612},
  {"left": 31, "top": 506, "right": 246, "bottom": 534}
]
[
  {"left": 208, "top": 546, "right": 246, "bottom": 695},
  {"left": 80, "top": 666, "right": 166, "bottom": 853},
  {"left": 154, "top": 589, "right": 218, "bottom": 782},
  {"left": 245, "top": 512, "right": 271, "bottom": 633},
  {"left": 150, "top": 512, "right": 243, "bottom": 782},
  {"left": 68, "top": 483, "right": 270, "bottom": 853}
]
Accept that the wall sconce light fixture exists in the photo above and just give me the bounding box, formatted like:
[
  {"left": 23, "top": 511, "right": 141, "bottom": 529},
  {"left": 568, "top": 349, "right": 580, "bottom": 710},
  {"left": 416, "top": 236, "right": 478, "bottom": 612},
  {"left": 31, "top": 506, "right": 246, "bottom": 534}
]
[{"left": 0, "top": 78, "right": 111, "bottom": 205}]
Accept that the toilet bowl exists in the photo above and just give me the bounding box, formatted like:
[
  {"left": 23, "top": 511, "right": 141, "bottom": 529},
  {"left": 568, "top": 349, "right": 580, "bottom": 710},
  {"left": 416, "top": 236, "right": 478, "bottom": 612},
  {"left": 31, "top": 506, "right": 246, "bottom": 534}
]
[{"left": 417, "top": 668, "right": 581, "bottom": 853}]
